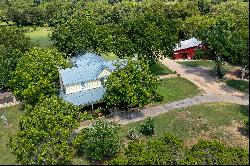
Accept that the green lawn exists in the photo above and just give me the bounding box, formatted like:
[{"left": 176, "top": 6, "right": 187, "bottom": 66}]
[
  {"left": 149, "top": 61, "right": 175, "bottom": 75},
  {"left": 0, "top": 105, "right": 24, "bottom": 165},
  {"left": 225, "top": 80, "right": 249, "bottom": 94},
  {"left": 121, "top": 103, "right": 249, "bottom": 149},
  {"left": 25, "top": 27, "right": 52, "bottom": 48},
  {"left": 155, "top": 77, "right": 202, "bottom": 104},
  {"left": 177, "top": 60, "right": 215, "bottom": 68},
  {"left": 100, "top": 52, "right": 119, "bottom": 61}
]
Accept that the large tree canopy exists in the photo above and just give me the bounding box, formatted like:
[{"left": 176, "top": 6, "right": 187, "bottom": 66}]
[
  {"left": 9, "top": 48, "right": 69, "bottom": 105},
  {"left": 0, "top": 26, "right": 33, "bottom": 53},
  {"left": 0, "top": 45, "right": 22, "bottom": 89},
  {"left": 9, "top": 96, "right": 80, "bottom": 165},
  {"left": 104, "top": 59, "right": 160, "bottom": 109},
  {"left": 112, "top": 11, "right": 179, "bottom": 62}
]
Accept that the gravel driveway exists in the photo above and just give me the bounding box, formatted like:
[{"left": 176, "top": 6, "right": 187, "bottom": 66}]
[{"left": 160, "top": 58, "right": 247, "bottom": 97}]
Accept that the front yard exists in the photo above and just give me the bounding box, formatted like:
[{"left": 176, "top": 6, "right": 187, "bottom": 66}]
[
  {"left": 155, "top": 77, "right": 202, "bottom": 104},
  {"left": 121, "top": 103, "right": 249, "bottom": 149}
]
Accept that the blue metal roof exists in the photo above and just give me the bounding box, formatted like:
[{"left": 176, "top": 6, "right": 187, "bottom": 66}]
[
  {"left": 71, "top": 52, "right": 105, "bottom": 67},
  {"left": 59, "top": 52, "right": 116, "bottom": 85},
  {"left": 59, "top": 87, "right": 106, "bottom": 106}
]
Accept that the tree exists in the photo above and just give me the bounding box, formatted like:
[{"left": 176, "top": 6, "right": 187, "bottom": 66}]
[
  {"left": 1, "top": 0, "right": 46, "bottom": 26},
  {"left": 0, "top": 45, "right": 22, "bottom": 89},
  {"left": 9, "top": 96, "right": 80, "bottom": 165},
  {"left": 0, "top": 26, "right": 33, "bottom": 53},
  {"left": 197, "top": 19, "right": 242, "bottom": 78},
  {"left": 104, "top": 59, "right": 160, "bottom": 109},
  {"left": 73, "top": 119, "right": 121, "bottom": 161},
  {"left": 109, "top": 133, "right": 185, "bottom": 165},
  {"left": 112, "top": 11, "right": 179, "bottom": 62},
  {"left": 181, "top": 140, "right": 249, "bottom": 165},
  {"left": 9, "top": 48, "right": 69, "bottom": 105},
  {"left": 51, "top": 17, "right": 112, "bottom": 55}
]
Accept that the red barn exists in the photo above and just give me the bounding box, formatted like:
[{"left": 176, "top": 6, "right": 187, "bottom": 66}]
[{"left": 173, "top": 37, "right": 203, "bottom": 60}]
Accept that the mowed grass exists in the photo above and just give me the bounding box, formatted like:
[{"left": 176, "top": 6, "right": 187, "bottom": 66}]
[
  {"left": 100, "top": 52, "right": 118, "bottom": 61},
  {"left": 121, "top": 103, "right": 249, "bottom": 149},
  {"left": 25, "top": 27, "right": 52, "bottom": 48},
  {"left": 149, "top": 61, "right": 175, "bottom": 75},
  {"left": 155, "top": 77, "right": 202, "bottom": 104},
  {"left": 177, "top": 60, "right": 215, "bottom": 68},
  {"left": 226, "top": 80, "right": 249, "bottom": 94},
  {"left": 0, "top": 105, "right": 24, "bottom": 165}
]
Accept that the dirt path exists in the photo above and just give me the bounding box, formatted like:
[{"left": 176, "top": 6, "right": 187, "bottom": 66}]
[
  {"left": 160, "top": 58, "right": 247, "bottom": 97},
  {"left": 75, "top": 94, "right": 249, "bottom": 132}
]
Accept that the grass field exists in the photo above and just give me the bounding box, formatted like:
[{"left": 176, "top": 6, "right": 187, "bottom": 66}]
[
  {"left": 155, "top": 77, "right": 202, "bottom": 104},
  {"left": 177, "top": 60, "right": 215, "bottom": 68},
  {"left": 149, "top": 61, "right": 175, "bottom": 75},
  {"left": 0, "top": 105, "right": 24, "bottom": 165},
  {"left": 25, "top": 27, "right": 52, "bottom": 48},
  {"left": 121, "top": 103, "right": 249, "bottom": 149},
  {"left": 225, "top": 80, "right": 249, "bottom": 94}
]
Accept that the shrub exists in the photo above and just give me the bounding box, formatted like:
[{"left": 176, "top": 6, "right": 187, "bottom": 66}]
[
  {"left": 73, "top": 119, "right": 121, "bottom": 161},
  {"left": 181, "top": 140, "right": 249, "bottom": 165},
  {"left": 140, "top": 117, "right": 156, "bottom": 136},
  {"left": 109, "top": 133, "right": 185, "bottom": 165},
  {"left": 80, "top": 111, "right": 93, "bottom": 121}
]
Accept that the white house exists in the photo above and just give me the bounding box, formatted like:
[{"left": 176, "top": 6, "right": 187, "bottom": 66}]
[{"left": 59, "top": 52, "right": 122, "bottom": 107}]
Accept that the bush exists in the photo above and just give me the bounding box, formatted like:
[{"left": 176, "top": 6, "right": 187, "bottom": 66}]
[
  {"left": 140, "top": 117, "right": 156, "bottom": 136},
  {"left": 73, "top": 119, "right": 121, "bottom": 161},
  {"left": 109, "top": 133, "right": 185, "bottom": 165},
  {"left": 181, "top": 140, "right": 249, "bottom": 165},
  {"left": 80, "top": 111, "right": 93, "bottom": 121}
]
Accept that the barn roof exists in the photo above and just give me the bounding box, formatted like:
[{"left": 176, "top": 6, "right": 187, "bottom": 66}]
[
  {"left": 174, "top": 37, "right": 202, "bottom": 51},
  {"left": 59, "top": 87, "right": 105, "bottom": 106}
]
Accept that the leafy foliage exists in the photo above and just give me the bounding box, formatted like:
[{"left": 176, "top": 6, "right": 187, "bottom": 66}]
[
  {"left": 0, "top": 46, "right": 22, "bottom": 89},
  {"left": 140, "top": 117, "right": 156, "bottom": 136},
  {"left": 73, "top": 119, "right": 121, "bottom": 161},
  {"left": 51, "top": 17, "right": 112, "bottom": 55},
  {"left": 0, "top": 26, "right": 33, "bottom": 53},
  {"left": 9, "top": 96, "right": 80, "bottom": 165},
  {"left": 9, "top": 48, "right": 69, "bottom": 105},
  {"left": 112, "top": 10, "right": 179, "bottom": 62},
  {"left": 181, "top": 140, "right": 249, "bottom": 165},
  {"left": 109, "top": 133, "right": 185, "bottom": 165},
  {"left": 104, "top": 59, "right": 159, "bottom": 109}
]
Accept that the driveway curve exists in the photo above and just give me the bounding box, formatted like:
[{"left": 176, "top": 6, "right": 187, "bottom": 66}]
[{"left": 160, "top": 58, "right": 247, "bottom": 97}]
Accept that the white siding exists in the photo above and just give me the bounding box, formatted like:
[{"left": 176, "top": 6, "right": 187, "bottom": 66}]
[
  {"left": 97, "top": 69, "right": 111, "bottom": 78},
  {"left": 82, "top": 80, "right": 102, "bottom": 90},
  {"left": 65, "top": 84, "right": 82, "bottom": 94}
]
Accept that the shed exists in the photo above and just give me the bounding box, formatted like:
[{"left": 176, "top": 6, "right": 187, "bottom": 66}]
[{"left": 173, "top": 37, "right": 202, "bottom": 60}]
